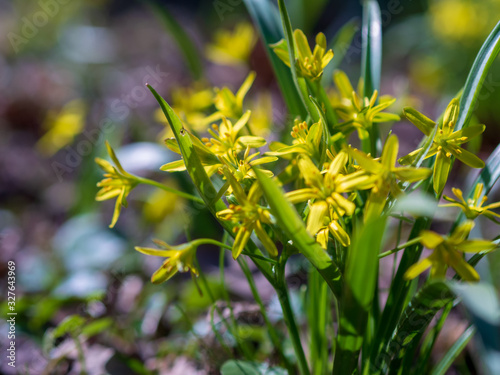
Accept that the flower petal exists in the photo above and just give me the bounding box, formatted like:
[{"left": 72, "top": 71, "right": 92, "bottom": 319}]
[
  {"left": 394, "top": 167, "right": 432, "bottom": 183},
  {"left": 447, "top": 250, "right": 480, "bottom": 282},
  {"left": 404, "top": 257, "right": 433, "bottom": 280},
  {"left": 452, "top": 147, "right": 485, "bottom": 169},
  {"left": 403, "top": 107, "right": 435, "bottom": 136},
  {"left": 420, "top": 230, "right": 444, "bottom": 249},
  {"left": 381, "top": 135, "right": 399, "bottom": 170},
  {"left": 433, "top": 150, "right": 451, "bottom": 195},
  {"left": 307, "top": 201, "right": 329, "bottom": 236},
  {"left": 456, "top": 240, "right": 496, "bottom": 253}
]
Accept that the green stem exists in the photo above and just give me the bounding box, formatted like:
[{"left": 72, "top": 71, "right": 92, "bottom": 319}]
[
  {"left": 134, "top": 175, "right": 204, "bottom": 204},
  {"left": 194, "top": 239, "right": 277, "bottom": 264},
  {"left": 378, "top": 237, "right": 422, "bottom": 258},
  {"left": 197, "top": 262, "right": 253, "bottom": 359},
  {"left": 238, "top": 256, "right": 295, "bottom": 373},
  {"left": 72, "top": 335, "right": 87, "bottom": 375},
  {"left": 276, "top": 255, "right": 310, "bottom": 375}
]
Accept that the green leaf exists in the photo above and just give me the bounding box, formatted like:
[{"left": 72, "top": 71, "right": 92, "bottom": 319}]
[
  {"left": 148, "top": 85, "right": 273, "bottom": 282},
  {"left": 52, "top": 315, "right": 86, "bottom": 338},
  {"left": 360, "top": 0, "right": 382, "bottom": 156},
  {"left": 221, "top": 360, "right": 287, "bottom": 375},
  {"left": 242, "top": 0, "right": 307, "bottom": 119},
  {"left": 456, "top": 21, "right": 500, "bottom": 131},
  {"left": 253, "top": 168, "right": 342, "bottom": 296},
  {"left": 334, "top": 215, "right": 387, "bottom": 375},
  {"left": 361, "top": 0, "right": 382, "bottom": 97},
  {"left": 429, "top": 326, "right": 475, "bottom": 375},
  {"left": 276, "top": 0, "right": 318, "bottom": 121},
  {"left": 81, "top": 317, "right": 113, "bottom": 337},
  {"left": 378, "top": 282, "right": 455, "bottom": 374},
  {"left": 322, "top": 18, "right": 359, "bottom": 87},
  {"left": 145, "top": 0, "right": 203, "bottom": 79}
]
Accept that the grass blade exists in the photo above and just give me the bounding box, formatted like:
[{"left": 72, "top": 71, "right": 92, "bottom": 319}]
[
  {"left": 334, "top": 215, "right": 387, "bottom": 374},
  {"left": 360, "top": 0, "right": 382, "bottom": 156},
  {"left": 322, "top": 18, "right": 359, "bottom": 87},
  {"left": 276, "top": 0, "right": 318, "bottom": 121},
  {"left": 242, "top": 0, "right": 307, "bottom": 119},
  {"left": 253, "top": 168, "right": 342, "bottom": 296},
  {"left": 361, "top": 0, "right": 382, "bottom": 97},
  {"left": 430, "top": 326, "right": 475, "bottom": 375},
  {"left": 456, "top": 21, "right": 500, "bottom": 131},
  {"left": 145, "top": 0, "right": 203, "bottom": 79},
  {"left": 147, "top": 84, "right": 273, "bottom": 282}
]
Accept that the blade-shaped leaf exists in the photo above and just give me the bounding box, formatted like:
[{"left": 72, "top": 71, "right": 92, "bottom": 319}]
[
  {"left": 145, "top": 0, "right": 203, "bottom": 79},
  {"left": 276, "top": 0, "right": 318, "bottom": 121},
  {"left": 334, "top": 215, "right": 387, "bottom": 375},
  {"left": 360, "top": 0, "right": 382, "bottom": 156},
  {"left": 253, "top": 168, "right": 342, "bottom": 296},
  {"left": 361, "top": 0, "right": 382, "bottom": 97},
  {"left": 429, "top": 326, "right": 475, "bottom": 375},
  {"left": 242, "top": 0, "right": 307, "bottom": 119},
  {"left": 456, "top": 21, "right": 500, "bottom": 131},
  {"left": 322, "top": 18, "right": 359, "bottom": 87}
]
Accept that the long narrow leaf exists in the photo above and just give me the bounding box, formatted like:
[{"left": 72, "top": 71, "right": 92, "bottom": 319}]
[
  {"left": 145, "top": 0, "right": 203, "bottom": 79},
  {"left": 430, "top": 326, "right": 475, "bottom": 375},
  {"left": 242, "top": 0, "right": 307, "bottom": 119},
  {"left": 360, "top": 0, "right": 382, "bottom": 156},
  {"left": 334, "top": 215, "right": 387, "bottom": 375},
  {"left": 147, "top": 85, "right": 273, "bottom": 282},
  {"left": 253, "top": 168, "right": 342, "bottom": 296},
  {"left": 322, "top": 18, "right": 359, "bottom": 87},
  {"left": 361, "top": 0, "right": 382, "bottom": 97},
  {"left": 456, "top": 21, "right": 500, "bottom": 131},
  {"left": 276, "top": 0, "right": 317, "bottom": 121}
]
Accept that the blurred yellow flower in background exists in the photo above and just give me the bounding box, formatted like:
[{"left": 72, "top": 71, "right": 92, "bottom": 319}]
[
  {"left": 430, "top": 0, "right": 499, "bottom": 45},
  {"left": 206, "top": 22, "right": 256, "bottom": 65},
  {"left": 37, "top": 99, "right": 86, "bottom": 156},
  {"left": 154, "top": 82, "right": 213, "bottom": 134}
]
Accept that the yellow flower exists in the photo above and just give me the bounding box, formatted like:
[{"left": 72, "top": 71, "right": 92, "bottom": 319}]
[
  {"left": 204, "top": 71, "right": 256, "bottom": 123},
  {"left": 206, "top": 22, "right": 256, "bottom": 65},
  {"left": 399, "top": 98, "right": 485, "bottom": 195},
  {"left": 221, "top": 146, "right": 277, "bottom": 183},
  {"left": 345, "top": 135, "right": 432, "bottom": 218},
  {"left": 95, "top": 141, "right": 138, "bottom": 228},
  {"left": 37, "top": 99, "right": 86, "bottom": 156},
  {"left": 404, "top": 221, "right": 497, "bottom": 282},
  {"left": 272, "top": 30, "right": 333, "bottom": 81},
  {"left": 154, "top": 82, "right": 213, "bottom": 133},
  {"left": 285, "top": 152, "right": 367, "bottom": 247},
  {"left": 441, "top": 184, "right": 500, "bottom": 223},
  {"left": 248, "top": 92, "right": 273, "bottom": 137},
  {"left": 161, "top": 111, "right": 269, "bottom": 178},
  {"left": 135, "top": 239, "right": 201, "bottom": 283},
  {"left": 330, "top": 70, "right": 400, "bottom": 140},
  {"left": 216, "top": 169, "right": 277, "bottom": 259},
  {"left": 267, "top": 119, "right": 324, "bottom": 161},
  {"left": 430, "top": 0, "right": 499, "bottom": 45}
]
